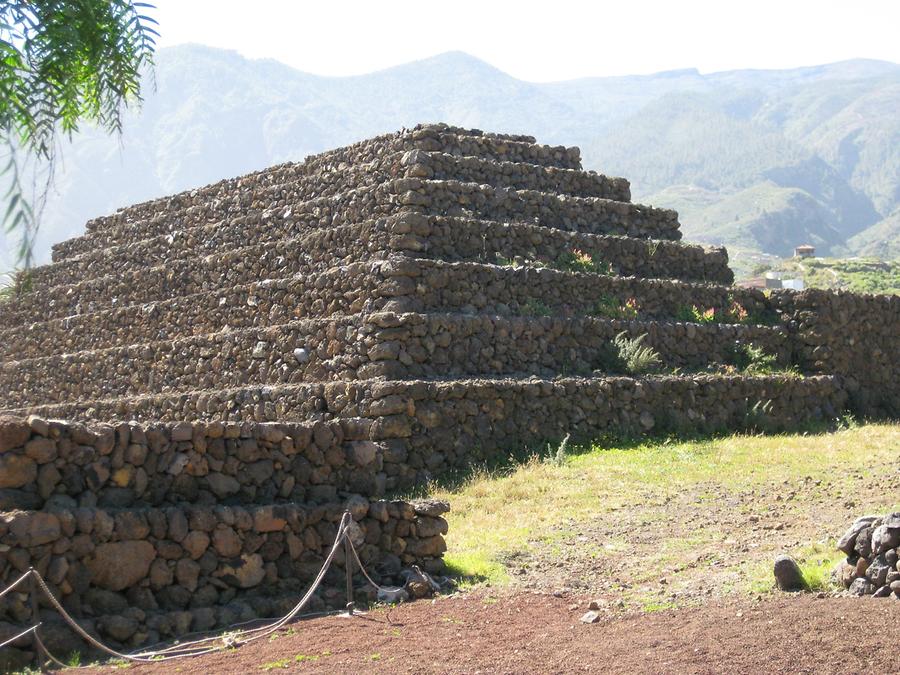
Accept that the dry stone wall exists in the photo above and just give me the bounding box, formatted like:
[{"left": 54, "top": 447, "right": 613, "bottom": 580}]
[
  {"left": 397, "top": 178, "right": 681, "bottom": 240},
  {"left": 0, "top": 416, "right": 447, "bottom": 650},
  {"left": 3, "top": 311, "right": 790, "bottom": 409},
  {"left": 773, "top": 290, "right": 900, "bottom": 417},
  {"left": 399, "top": 214, "right": 732, "bottom": 284}
]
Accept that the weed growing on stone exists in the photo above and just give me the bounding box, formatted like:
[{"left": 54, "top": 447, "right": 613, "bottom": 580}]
[
  {"left": 613, "top": 332, "right": 662, "bottom": 375},
  {"left": 591, "top": 295, "right": 640, "bottom": 320},
  {"left": 725, "top": 342, "right": 779, "bottom": 374},
  {"left": 521, "top": 298, "right": 551, "bottom": 316},
  {"left": 554, "top": 249, "right": 612, "bottom": 275}
]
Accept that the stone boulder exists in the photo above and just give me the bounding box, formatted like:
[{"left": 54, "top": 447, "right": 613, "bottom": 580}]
[
  {"left": 0, "top": 417, "right": 30, "bottom": 453},
  {"left": 86, "top": 541, "right": 155, "bottom": 591}
]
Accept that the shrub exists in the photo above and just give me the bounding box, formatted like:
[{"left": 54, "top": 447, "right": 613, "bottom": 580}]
[
  {"left": 592, "top": 295, "right": 640, "bottom": 320},
  {"left": 725, "top": 341, "right": 800, "bottom": 377},
  {"left": 521, "top": 298, "right": 551, "bottom": 316},
  {"left": 614, "top": 332, "right": 662, "bottom": 375},
  {"left": 675, "top": 304, "right": 717, "bottom": 324},
  {"left": 554, "top": 249, "right": 614, "bottom": 276}
]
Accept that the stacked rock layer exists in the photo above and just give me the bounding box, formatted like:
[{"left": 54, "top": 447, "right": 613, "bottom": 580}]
[
  {"left": 0, "top": 124, "right": 898, "bottom": 652},
  {"left": 834, "top": 513, "right": 900, "bottom": 597}
]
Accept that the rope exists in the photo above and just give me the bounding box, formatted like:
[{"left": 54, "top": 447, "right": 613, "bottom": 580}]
[
  {"left": 0, "top": 568, "right": 33, "bottom": 599},
  {"left": 0, "top": 623, "right": 40, "bottom": 650},
  {"left": 347, "top": 534, "right": 394, "bottom": 593}
]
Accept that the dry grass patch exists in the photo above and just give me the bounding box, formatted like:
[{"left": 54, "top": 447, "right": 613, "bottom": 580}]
[{"left": 433, "top": 424, "right": 900, "bottom": 600}]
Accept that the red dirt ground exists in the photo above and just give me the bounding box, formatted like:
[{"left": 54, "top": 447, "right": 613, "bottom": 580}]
[{"left": 105, "top": 591, "right": 900, "bottom": 674}]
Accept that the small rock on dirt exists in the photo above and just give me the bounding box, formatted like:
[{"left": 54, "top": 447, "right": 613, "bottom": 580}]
[{"left": 773, "top": 554, "right": 805, "bottom": 591}]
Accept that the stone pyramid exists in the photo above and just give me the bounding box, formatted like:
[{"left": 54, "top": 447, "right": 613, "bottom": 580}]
[{"left": 0, "top": 124, "right": 897, "bottom": 654}]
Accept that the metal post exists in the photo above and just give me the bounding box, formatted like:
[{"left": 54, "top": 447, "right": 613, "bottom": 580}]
[
  {"left": 29, "top": 570, "right": 46, "bottom": 672},
  {"left": 344, "top": 533, "right": 354, "bottom": 616}
]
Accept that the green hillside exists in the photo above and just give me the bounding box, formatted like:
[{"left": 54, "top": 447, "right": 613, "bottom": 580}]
[
  {"left": 745, "top": 256, "right": 900, "bottom": 295},
  {"left": 847, "top": 209, "right": 900, "bottom": 259}
]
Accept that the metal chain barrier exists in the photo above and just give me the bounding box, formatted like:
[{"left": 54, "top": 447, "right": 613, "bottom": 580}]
[{"left": 0, "top": 510, "right": 400, "bottom": 669}]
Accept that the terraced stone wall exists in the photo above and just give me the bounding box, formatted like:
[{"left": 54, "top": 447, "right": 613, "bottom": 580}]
[
  {"left": 0, "top": 417, "right": 447, "bottom": 650},
  {"left": 398, "top": 215, "right": 733, "bottom": 284},
  {"left": 0, "top": 418, "right": 387, "bottom": 510},
  {"left": 773, "top": 290, "right": 900, "bottom": 416},
  {"left": 2, "top": 375, "right": 846, "bottom": 493}
]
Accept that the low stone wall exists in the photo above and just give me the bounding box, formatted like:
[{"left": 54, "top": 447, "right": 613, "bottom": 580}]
[
  {"left": 0, "top": 265, "right": 380, "bottom": 361},
  {"left": 2, "top": 376, "right": 846, "bottom": 491},
  {"left": 773, "top": 289, "right": 900, "bottom": 417},
  {"left": 0, "top": 417, "right": 387, "bottom": 510},
  {"left": 51, "top": 177, "right": 398, "bottom": 262},
  {"left": 397, "top": 178, "right": 681, "bottom": 240},
  {"left": 357, "top": 375, "right": 847, "bottom": 487},
  {"left": 398, "top": 214, "right": 732, "bottom": 284},
  {"left": 29, "top": 216, "right": 396, "bottom": 295},
  {"left": 3, "top": 317, "right": 370, "bottom": 408},
  {"left": 356, "top": 312, "right": 788, "bottom": 381},
  {"left": 2, "top": 310, "right": 790, "bottom": 408},
  {"left": 419, "top": 150, "right": 629, "bottom": 201},
  {"left": 414, "top": 126, "right": 581, "bottom": 169},
  {"left": 0, "top": 499, "right": 447, "bottom": 649}
]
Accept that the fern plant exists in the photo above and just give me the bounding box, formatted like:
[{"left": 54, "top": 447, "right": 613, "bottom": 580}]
[{"left": 613, "top": 332, "right": 662, "bottom": 375}]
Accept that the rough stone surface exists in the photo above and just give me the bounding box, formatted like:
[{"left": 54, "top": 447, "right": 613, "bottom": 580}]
[
  {"left": 773, "top": 555, "right": 805, "bottom": 591},
  {"left": 86, "top": 541, "right": 155, "bottom": 591}
]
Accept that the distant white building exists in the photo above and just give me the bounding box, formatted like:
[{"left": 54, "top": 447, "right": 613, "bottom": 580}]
[
  {"left": 794, "top": 244, "right": 815, "bottom": 258},
  {"left": 763, "top": 271, "right": 805, "bottom": 291}
]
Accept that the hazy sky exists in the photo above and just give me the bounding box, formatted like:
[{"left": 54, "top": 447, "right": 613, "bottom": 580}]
[{"left": 152, "top": 0, "right": 900, "bottom": 80}]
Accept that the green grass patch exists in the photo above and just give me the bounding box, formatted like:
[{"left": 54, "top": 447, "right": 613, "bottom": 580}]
[
  {"left": 746, "top": 541, "right": 845, "bottom": 594},
  {"left": 432, "top": 425, "right": 900, "bottom": 596}
]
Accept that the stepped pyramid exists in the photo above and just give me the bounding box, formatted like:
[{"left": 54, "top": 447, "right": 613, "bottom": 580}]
[{"left": 0, "top": 124, "right": 897, "bottom": 653}]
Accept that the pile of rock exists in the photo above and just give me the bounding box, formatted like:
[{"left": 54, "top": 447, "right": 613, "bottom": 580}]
[{"left": 833, "top": 513, "right": 900, "bottom": 597}]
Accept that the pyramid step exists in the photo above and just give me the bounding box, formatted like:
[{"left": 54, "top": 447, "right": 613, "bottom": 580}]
[
  {"left": 399, "top": 178, "right": 681, "bottom": 240},
  {"left": 0, "top": 310, "right": 791, "bottom": 408},
  {"left": 0, "top": 497, "right": 443, "bottom": 648},
  {"left": 59, "top": 148, "right": 618, "bottom": 264},
  {"left": 0, "top": 317, "right": 367, "bottom": 407},
  {"left": 0, "top": 256, "right": 763, "bottom": 359},
  {"left": 11, "top": 216, "right": 395, "bottom": 324},
  {"left": 56, "top": 126, "right": 582, "bottom": 261},
  {"left": 0, "top": 417, "right": 383, "bottom": 511},
  {"left": 0, "top": 376, "right": 846, "bottom": 461},
  {"left": 9, "top": 192, "right": 694, "bottom": 329},
  {"left": 30, "top": 204, "right": 722, "bottom": 299},
  {"left": 414, "top": 124, "right": 581, "bottom": 168},
  {"left": 384, "top": 258, "right": 772, "bottom": 323},
  {"left": 53, "top": 162, "right": 396, "bottom": 262},
  {"left": 408, "top": 215, "right": 732, "bottom": 285},
  {"left": 417, "top": 150, "right": 628, "bottom": 201},
  {"left": 0, "top": 264, "right": 381, "bottom": 359},
  {"left": 71, "top": 150, "right": 607, "bottom": 249}
]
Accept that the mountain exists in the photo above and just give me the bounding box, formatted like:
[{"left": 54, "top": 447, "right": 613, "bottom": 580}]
[{"left": 1, "top": 46, "right": 898, "bottom": 268}]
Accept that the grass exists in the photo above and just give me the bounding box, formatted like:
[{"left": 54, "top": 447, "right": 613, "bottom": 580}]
[
  {"left": 432, "top": 424, "right": 900, "bottom": 598},
  {"left": 746, "top": 541, "right": 846, "bottom": 594}
]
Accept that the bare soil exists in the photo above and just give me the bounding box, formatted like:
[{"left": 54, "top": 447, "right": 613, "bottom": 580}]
[
  {"left": 503, "top": 455, "right": 900, "bottom": 604},
  {"left": 107, "top": 591, "right": 899, "bottom": 674}
]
